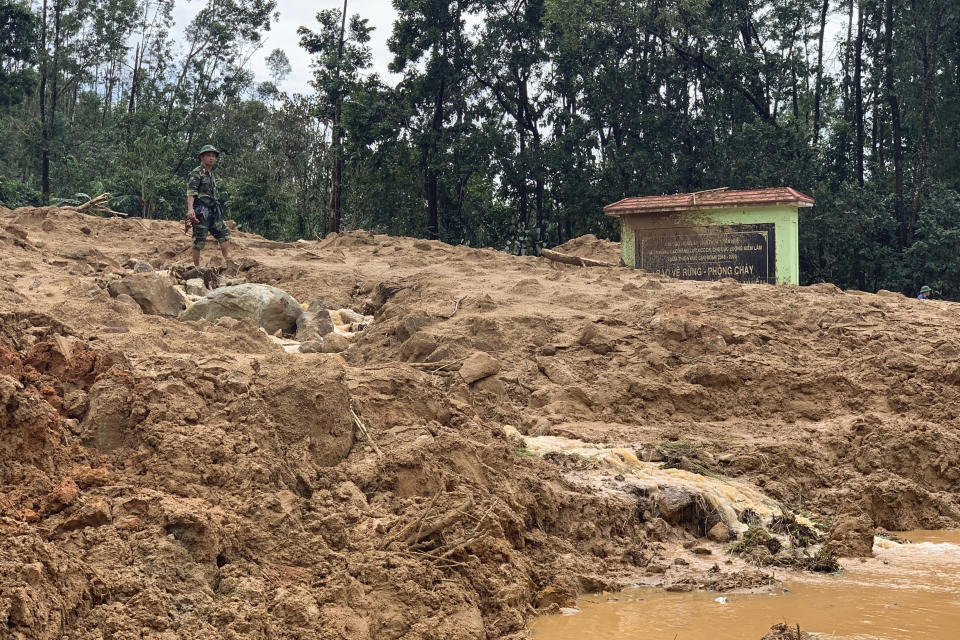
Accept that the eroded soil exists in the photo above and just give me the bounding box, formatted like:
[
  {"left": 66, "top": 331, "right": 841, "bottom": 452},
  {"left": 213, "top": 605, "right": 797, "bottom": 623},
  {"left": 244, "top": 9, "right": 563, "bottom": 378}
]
[{"left": 2, "top": 206, "right": 959, "bottom": 639}]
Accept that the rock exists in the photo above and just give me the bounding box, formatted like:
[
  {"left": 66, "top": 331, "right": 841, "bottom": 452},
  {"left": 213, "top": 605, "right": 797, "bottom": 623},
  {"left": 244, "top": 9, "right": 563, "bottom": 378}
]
[
  {"left": 707, "top": 521, "right": 734, "bottom": 543},
  {"left": 63, "top": 390, "right": 88, "bottom": 419},
  {"left": 307, "top": 298, "right": 335, "bottom": 313},
  {"left": 826, "top": 513, "right": 874, "bottom": 557},
  {"left": 396, "top": 312, "right": 431, "bottom": 342},
  {"left": 133, "top": 261, "right": 154, "bottom": 273},
  {"left": 400, "top": 333, "right": 439, "bottom": 361},
  {"left": 299, "top": 340, "right": 323, "bottom": 354},
  {"left": 655, "top": 486, "right": 698, "bottom": 524},
  {"left": 58, "top": 496, "right": 111, "bottom": 532},
  {"left": 179, "top": 283, "right": 303, "bottom": 335},
  {"left": 459, "top": 351, "right": 501, "bottom": 384},
  {"left": 472, "top": 375, "right": 505, "bottom": 396},
  {"left": 113, "top": 293, "right": 142, "bottom": 313},
  {"left": 321, "top": 334, "right": 350, "bottom": 353},
  {"left": 296, "top": 310, "right": 334, "bottom": 342},
  {"left": 338, "top": 308, "right": 365, "bottom": 325},
  {"left": 536, "top": 357, "right": 577, "bottom": 385},
  {"left": 44, "top": 478, "right": 79, "bottom": 514},
  {"left": 577, "top": 323, "right": 612, "bottom": 354},
  {"left": 108, "top": 274, "right": 185, "bottom": 317},
  {"left": 183, "top": 278, "right": 208, "bottom": 296}
]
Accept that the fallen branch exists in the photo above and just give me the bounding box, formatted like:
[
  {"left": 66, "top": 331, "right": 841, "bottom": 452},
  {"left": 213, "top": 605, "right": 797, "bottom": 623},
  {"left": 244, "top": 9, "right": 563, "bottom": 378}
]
[
  {"left": 540, "top": 248, "right": 613, "bottom": 268},
  {"left": 72, "top": 193, "right": 129, "bottom": 217},
  {"left": 409, "top": 358, "right": 465, "bottom": 372},
  {"left": 350, "top": 409, "right": 383, "bottom": 457},
  {"left": 404, "top": 497, "right": 475, "bottom": 546},
  {"left": 442, "top": 296, "right": 467, "bottom": 319},
  {"left": 380, "top": 490, "right": 443, "bottom": 549},
  {"left": 435, "top": 533, "right": 489, "bottom": 559}
]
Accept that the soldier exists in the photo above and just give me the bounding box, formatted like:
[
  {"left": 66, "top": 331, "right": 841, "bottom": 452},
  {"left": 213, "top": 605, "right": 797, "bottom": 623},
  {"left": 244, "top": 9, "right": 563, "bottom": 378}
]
[{"left": 185, "top": 144, "right": 231, "bottom": 267}]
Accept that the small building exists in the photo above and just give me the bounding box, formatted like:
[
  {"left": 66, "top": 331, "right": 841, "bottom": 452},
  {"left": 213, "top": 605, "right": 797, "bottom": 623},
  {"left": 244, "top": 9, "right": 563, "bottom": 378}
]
[{"left": 604, "top": 187, "right": 814, "bottom": 285}]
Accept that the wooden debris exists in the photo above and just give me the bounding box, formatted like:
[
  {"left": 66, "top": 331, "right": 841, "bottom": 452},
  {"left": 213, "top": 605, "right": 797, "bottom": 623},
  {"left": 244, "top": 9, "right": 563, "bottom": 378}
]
[
  {"left": 540, "top": 248, "right": 614, "bottom": 268},
  {"left": 350, "top": 409, "right": 382, "bottom": 457},
  {"left": 404, "top": 497, "right": 475, "bottom": 546},
  {"left": 71, "top": 193, "right": 128, "bottom": 217},
  {"left": 408, "top": 359, "right": 465, "bottom": 372}
]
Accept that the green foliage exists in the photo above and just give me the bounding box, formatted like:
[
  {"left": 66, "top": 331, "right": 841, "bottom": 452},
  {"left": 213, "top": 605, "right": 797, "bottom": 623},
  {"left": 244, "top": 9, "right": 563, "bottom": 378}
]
[
  {"left": 0, "top": 0, "right": 37, "bottom": 106},
  {"left": 0, "top": 0, "right": 958, "bottom": 302}
]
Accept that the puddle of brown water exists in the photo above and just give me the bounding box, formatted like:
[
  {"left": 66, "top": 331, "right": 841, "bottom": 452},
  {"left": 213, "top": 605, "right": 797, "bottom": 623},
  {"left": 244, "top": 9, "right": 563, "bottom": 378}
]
[{"left": 531, "top": 531, "right": 960, "bottom": 640}]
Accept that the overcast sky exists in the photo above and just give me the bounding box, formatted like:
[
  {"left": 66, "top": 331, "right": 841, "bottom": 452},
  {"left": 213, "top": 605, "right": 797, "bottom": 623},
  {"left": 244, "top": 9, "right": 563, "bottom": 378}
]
[
  {"left": 172, "top": 0, "right": 399, "bottom": 95},
  {"left": 170, "top": 0, "right": 847, "bottom": 98}
]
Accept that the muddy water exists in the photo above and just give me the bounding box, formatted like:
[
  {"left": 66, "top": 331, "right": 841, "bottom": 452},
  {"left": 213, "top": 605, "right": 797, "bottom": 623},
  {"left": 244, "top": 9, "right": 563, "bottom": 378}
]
[{"left": 532, "top": 531, "right": 960, "bottom": 640}]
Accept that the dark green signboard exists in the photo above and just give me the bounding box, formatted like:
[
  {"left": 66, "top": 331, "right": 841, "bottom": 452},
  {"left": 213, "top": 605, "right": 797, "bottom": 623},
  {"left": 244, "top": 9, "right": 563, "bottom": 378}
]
[{"left": 636, "top": 223, "right": 776, "bottom": 283}]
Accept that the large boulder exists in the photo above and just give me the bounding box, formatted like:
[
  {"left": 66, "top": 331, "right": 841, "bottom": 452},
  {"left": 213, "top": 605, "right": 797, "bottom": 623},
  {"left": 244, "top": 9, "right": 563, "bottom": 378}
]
[
  {"left": 107, "top": 274, "right": 185, "bottom": 317},
  {"left": 180, "top": 283, "right": 303, "bottom": 335}
]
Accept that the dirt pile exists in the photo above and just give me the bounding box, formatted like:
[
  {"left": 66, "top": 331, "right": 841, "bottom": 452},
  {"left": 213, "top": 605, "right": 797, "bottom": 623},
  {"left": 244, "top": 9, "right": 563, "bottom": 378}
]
[
  {"left": 549, "top": 234, "right": 621, "bottom": 265},
  {"left": 2, "top": 205, "right": 960, "bottom": 639}
]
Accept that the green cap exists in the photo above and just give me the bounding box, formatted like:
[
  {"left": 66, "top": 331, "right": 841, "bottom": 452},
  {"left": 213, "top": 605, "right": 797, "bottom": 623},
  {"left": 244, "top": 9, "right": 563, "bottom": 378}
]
[
  {"left": 198, "top": 144, "right": 219, "bottom": 157},
  {"left": 920, "top": 285, "right": 932, "bottom": 293}
]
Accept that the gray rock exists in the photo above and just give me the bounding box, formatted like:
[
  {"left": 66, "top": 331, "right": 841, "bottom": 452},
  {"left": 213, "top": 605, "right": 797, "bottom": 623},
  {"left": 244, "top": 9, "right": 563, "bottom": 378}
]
[
  {"left": 299, "top": 340, "right": 324, "bottom": 354},
  {"left": 296, "top": 310, "right": 334, "bottom": 342},
  {"left": 655, "top": 486, "right": 698, "bottom": 524},
  {"left": 307, "top": 298, "right": 335, "bottom": 313},
  {"left": 707, "top": 521, "right": 734, "bottom": 543},
  {"left": 338, "top": 308, "right": 365, "bottom": 325},
  {"left": 113, "top": 293, "right": 142, "bottom": 313},
  {"left": 184, "top": 278, "right": 208, "bottom": 297},
  {"left": 396, "top": 312, "right": 431, "bottom": 342},
  {"left": 179, "top": 283, "right": 303, "bottom": 335},
  {"left": 107, "top": 274, "right": 185, "bottom": 317},
  {"left": 459, "top": 351, "right": 501, "bottom": 384},
  {"left": 321, "top": 334, "right": 350, "bottom": 353}
]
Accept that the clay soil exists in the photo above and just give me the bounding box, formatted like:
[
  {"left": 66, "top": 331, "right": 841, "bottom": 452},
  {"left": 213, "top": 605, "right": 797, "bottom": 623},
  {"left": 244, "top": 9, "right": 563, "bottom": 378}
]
[{"left": 2, "top": 206, "right": 960, "bottom": 639}]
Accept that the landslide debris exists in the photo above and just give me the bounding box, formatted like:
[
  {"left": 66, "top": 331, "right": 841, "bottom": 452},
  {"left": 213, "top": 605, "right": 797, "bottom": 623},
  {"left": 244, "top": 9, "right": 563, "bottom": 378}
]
[{"left": 3, "top": 205, "right": 960, "bottom": 639}]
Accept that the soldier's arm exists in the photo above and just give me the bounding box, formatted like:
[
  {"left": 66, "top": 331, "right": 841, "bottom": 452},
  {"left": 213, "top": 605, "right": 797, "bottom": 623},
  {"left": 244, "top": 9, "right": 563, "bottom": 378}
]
[{"left": 186, "top": 172, "right": 200, "bottom": 220}]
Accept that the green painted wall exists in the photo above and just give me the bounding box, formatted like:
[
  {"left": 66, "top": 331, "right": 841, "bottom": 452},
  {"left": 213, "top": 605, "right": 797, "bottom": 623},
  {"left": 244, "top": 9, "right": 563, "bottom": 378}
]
[{"left": 617, "top": 204, "right": 801, "bottom": 285}]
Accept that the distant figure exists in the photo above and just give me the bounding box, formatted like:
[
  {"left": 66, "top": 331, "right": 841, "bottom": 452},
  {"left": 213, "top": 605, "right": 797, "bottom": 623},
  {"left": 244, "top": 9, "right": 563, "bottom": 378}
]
[
  {"left": 185, "top": 144, "right": 231, "bottom": 267},
  {"left": 917, "top": 285, "right": 934, "bottom": 300}
]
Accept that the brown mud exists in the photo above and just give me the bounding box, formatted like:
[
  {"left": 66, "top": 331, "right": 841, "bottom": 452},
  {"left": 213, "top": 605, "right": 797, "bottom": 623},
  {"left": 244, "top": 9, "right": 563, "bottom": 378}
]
[{"left": 2, "top": 206, "right": 960, "bottom": 639}]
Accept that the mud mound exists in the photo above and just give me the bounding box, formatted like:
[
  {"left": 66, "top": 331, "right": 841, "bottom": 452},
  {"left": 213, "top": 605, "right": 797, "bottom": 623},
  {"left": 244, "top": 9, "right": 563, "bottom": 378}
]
[
  {"left": 4, "top": 206, "right": 960, "bottom": 638},
  {"left": 550, "top": 234, "right": 621, "bottom": 264}
]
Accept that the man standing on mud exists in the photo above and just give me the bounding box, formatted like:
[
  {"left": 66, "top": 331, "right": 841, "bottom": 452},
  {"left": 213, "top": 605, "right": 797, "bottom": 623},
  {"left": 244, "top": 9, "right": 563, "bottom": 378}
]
[{"left": 185, "top": 144, "right": 231, "bottom": 267}]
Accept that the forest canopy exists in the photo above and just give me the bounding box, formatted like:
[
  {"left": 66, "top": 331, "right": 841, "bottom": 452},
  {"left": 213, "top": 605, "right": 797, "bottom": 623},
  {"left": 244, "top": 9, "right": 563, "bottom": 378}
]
[{"left": 1, "top": 0, "right": 959, "bottom": 296}]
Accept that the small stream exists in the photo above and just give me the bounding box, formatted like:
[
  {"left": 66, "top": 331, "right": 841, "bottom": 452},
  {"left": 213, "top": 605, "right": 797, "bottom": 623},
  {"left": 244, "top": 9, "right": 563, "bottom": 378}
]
[{"left": 531, "top": 531, "right": 960, "bottom": 640}]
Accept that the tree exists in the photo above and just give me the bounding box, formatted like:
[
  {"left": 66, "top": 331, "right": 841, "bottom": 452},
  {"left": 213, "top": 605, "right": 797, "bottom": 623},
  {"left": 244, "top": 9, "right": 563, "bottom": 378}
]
[
  {"left": 0, "top": 0, "right": 36, "bottom": 106},
  {"left": 299, "top": 6, "right": 373, "bottom": 233}
]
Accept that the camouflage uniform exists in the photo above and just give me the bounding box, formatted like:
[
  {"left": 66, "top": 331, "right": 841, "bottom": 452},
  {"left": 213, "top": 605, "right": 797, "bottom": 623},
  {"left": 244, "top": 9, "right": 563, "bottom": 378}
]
[{"left": 186, "top": 165, "right": 231, "bottom": 250}]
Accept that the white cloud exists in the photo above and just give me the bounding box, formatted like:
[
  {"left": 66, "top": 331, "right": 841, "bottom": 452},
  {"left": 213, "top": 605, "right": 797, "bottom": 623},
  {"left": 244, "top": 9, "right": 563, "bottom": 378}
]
[{"left": 172, "top": 0, "right": 398, "bottom": 95}]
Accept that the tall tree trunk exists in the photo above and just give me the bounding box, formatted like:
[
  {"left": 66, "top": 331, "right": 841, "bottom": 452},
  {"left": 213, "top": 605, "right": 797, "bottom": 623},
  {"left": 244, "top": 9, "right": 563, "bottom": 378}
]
[
  {"left": 426, "top": 74, "right": 445, "bottom": 241},
  {"left": 884, "top": 0, "right": 905, "bottom": 247},
  {"left": 909, "top": 6, "right": 944, "bottom": 240},
  {"left": 812, "top": 0, "right": 829, "bottom": 143},
  {"left": 128, "top": 42, "right": 141, "bottom": 114},
  {"left": 329, "top": 0, "right": 348, "bottom": 234},
  {"left": 853, "top": 2, "right": 865, "bottom": 186},
  {"left": 39, "top": 0, "right": 50, "bottom": 204}
]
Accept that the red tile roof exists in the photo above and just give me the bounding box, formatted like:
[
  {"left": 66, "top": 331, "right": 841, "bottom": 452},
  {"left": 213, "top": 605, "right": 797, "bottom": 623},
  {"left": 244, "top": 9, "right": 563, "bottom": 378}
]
[{"left": 604, "top": 187, "right": 815, "bottom": 216}]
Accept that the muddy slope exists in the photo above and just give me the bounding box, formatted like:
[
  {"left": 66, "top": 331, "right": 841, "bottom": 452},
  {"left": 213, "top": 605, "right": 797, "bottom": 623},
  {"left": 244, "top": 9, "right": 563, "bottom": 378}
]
[{"left": 2, "top": 206, "right": 959, "bottom": 639}]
